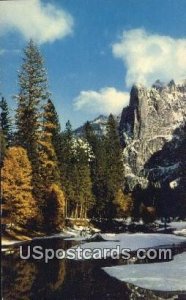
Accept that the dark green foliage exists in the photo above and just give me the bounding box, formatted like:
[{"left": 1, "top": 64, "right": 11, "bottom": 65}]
[
  {"left": 72, "top": 140, "right": 94, "bottom": 218},
  {"left": 84, "top": 116, "right": 128, "bottom": 220},
  {"left": 58, "top": 121, "right": 75, "bottom": 217},
  {"left": 140, "top": 203, "right": 156, "bottom": 224},
  {"left": 14, "top": 40, "right": 65, "bottom": 232},
  {"left": 0, "top": 97, "right": 12, "bottom": 145},
  {"left": 104, "top": 114, "right": 124, "bottom": 219},
  {"left": 84, "top": 121, "right": 108, "bottom": 218},
  {"left": 43, "top": 99, "right": 61, "bottom": 158},
  {"left": 0, "top": 97, "right": 12, "bottom": 166},
  {"left": 59, "top": 121, "right": 94, "bottom": 218},
  {"left": 0, "top": 130, "right": 6, "bottom": 167},
  {"left": 15, "top": 39, "right": 49, "bottom": 164}
]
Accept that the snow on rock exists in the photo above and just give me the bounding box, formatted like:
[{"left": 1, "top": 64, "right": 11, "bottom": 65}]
[
  {"left": 119, "top": 80, "right": 186, "bottom": 191},
  {"left": 103, "top": 252, "right": 186, "bottom": 292}
]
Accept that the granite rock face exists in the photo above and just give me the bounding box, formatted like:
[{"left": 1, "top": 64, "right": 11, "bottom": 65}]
[{"left": 119, "top": 80, "right": 186, "bottom": 191}]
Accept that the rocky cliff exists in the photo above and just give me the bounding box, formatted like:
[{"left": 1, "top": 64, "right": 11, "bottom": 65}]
[{"left": 119, "top": 80, "right": 186, "bottom": 191}]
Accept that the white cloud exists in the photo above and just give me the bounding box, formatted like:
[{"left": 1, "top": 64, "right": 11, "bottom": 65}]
[
  {"left": 112, "top": 29, "right": 186, "bottom": 87},
  {"left": 74, "top": 87, "right": 129, "bottom": 115},
  {"left": 0, "top": 0, "right": 73, "bottom": 44}
]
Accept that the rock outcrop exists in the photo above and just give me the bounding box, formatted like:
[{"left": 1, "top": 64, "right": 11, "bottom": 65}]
[{"left": 119, "top": 80, "right": 186, "bottom": 191}]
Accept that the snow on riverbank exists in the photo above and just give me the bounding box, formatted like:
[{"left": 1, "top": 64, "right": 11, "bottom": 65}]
[
  {"left": 1, "top": 226, "right": 99, "bottom": 246},
  {"left": 2, "top": 238, "right": 23, "bottom": 246},
  {"left": 1, "top": 238, "right": 25, "bottom": 252},
  {"left": 2, "top": 221, "right": 186, "bottom": 247},
  {"left": 69, "top": 233, "right": 186, "bottom": 260},
  {"left": 167, "top": 221, "right": 186, "bottom": 230},
  {"left": 103, "top": 252, "right": 186, "bottom": 292}
]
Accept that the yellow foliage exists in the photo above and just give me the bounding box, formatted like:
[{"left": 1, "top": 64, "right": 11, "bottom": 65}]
[
  {"left": 49, "top": 184, "right": 65, "bottom": 212},
  {"left": 44, "top": 184, "right": 65, "bottom": 232},
  {"left": 2, "top": 146, "right": 37, "bottom": 226},
  {"left": 114, "top": 189, "right": 133, "bottom": 218}
]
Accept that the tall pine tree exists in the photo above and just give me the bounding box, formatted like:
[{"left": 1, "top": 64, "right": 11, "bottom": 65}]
[
  {"left": 104, "top": 114, "right": 124, "bottom": 219},
  {"left": 43, "top": 99, "right": 61, "bottom": 159},
  {"left": 15, "top": 40, "right": 65, "bottom": 231},
  {"left": 59, "top": 121, "right": 94, "bottom": 218},
  {"left": 35, "top": 99, "right": 65, "bottom": 230},
  {"left": 84, "top": 122, "right": 107, "bottom": 218},
  {"left": 15, "top": 39, "right": 49, "bottom": 174},
  {"left": 0, "top": 97, "right": 12, "bottom": 145},
  {"left": 72, "top": 140, "right": 94, "bottom": 219},
  {"left": 0, "top": 97, "right": 12, "bottom": 165},
  {"left": 58, "top": 121, "right": 75, "bottom": 217}
]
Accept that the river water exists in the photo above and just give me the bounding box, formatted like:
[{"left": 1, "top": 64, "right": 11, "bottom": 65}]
[{"left": 2, "top": 236, "right": 186, "bottom": 300}]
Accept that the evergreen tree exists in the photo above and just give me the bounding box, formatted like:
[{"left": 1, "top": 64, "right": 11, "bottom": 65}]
[
  {"left": 15, "top": 40, "right": 65, "bottom": 231},
  {"left": 0, "top": 97, "right": 12, "bottom": 165},
  {"left": 84, "top": 122, "right": 107, "bottom": 218},
  {"left": 15, "top": 39, "right": 49, "bottom": 176},
  {"left": 104, "top": 114, "right": 124, "bottom": 219},
  {"left": 72, "top": 140, "right": 94, "bottom": 218},
  {"left": 0, "top": 130, "right": 6, "bottom": 167},
  {"left": 2, "top": 147, "right": 37, "bottom": 227},
  {"left": 0, "top": 97, "right": 12, "bottom": 145},
  {"left": 43, "top": 99, "right": 61, "bottom": 159},
  {"left": 39, "top": 99, "right": 61, "bottom": 186},
  {"left": 58, "top": 121, "right": 75, "bottom": 217},
  {"left": 36, "top": 100, "right": 64, "bottom": 229},
  {"left": 59, "top": 121, "right": 94, "bottom": 218}
]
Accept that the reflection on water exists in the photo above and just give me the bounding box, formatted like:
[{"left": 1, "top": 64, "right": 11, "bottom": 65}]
[{"left": 2, "top": 238, "right": 185, "bottom": 300}]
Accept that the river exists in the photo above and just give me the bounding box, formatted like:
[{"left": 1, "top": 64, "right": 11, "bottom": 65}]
[{"left": 2, "top": 235, "right": 186, "bottom": 299}]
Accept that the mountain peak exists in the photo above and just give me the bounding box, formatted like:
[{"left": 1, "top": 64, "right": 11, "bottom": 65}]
[{"left": 74, "top": 114, "right": 119, "bottom": 137}]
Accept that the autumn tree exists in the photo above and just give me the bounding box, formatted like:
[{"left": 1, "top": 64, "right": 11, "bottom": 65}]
[
  {"left": 113, "top": 189, "right": 133, "bottom": 218},
  {"left": 36, "top": 99, "right": 65, "bottom": 230},
  {"left": 44, "top": 184, "right": 65, "bottom": 232},
  {"left": 2, "top": 147, "right": 37, "bottom": 227},
  {"left": 44, "top": 99, "right": 61, "bottom": 159}
]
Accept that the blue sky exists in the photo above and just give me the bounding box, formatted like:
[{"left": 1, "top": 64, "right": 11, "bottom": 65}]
[{"left": 0, "top": 0, "right": 186, "bottom": 128}]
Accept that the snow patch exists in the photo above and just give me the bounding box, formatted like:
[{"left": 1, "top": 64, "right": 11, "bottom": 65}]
[
  {"left": 103, "top": 252, "right": 186, "bottom": 292},
  {"left": 70, "top": 233, "right": 186, "bottom": 260}
]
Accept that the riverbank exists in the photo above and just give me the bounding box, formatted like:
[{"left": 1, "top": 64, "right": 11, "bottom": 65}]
[{"left": 2, "top": 219, "right": 186, "bottom": 247}]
